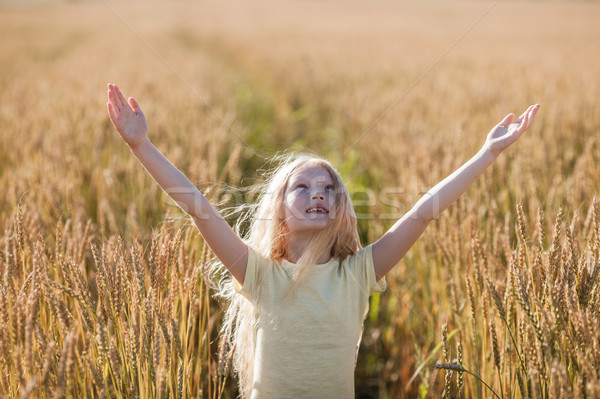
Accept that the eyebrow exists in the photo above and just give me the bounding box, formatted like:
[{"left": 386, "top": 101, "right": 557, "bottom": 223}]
[{"left": 288, "top": 177, "right": 334, "bottom": 187}]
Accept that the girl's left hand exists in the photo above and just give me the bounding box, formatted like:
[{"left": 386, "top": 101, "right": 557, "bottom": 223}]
[
  {"left": 485, "top": 104, "right": 540, "bottom": 157},
  {"left": 107, "top": 83, "right": 149, "bottom": 149}
]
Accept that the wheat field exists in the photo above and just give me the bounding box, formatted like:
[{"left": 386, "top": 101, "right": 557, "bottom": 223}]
[{"left": 1, "top": 0, "right": 599, "bottom": 397}]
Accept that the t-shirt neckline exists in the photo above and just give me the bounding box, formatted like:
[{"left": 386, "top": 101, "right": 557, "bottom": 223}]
[{"left": 281, "top": 257, "right": 338, "bottom": 268}]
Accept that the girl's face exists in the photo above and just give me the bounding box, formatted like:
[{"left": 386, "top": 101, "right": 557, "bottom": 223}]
[{"left": 282, "top": 164, "right": 336, "bottom": 236}]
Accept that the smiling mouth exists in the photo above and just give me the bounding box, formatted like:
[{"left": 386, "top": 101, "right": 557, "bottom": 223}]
[{"left": 306, "top": 207, "right": 329, "bottom": 214}]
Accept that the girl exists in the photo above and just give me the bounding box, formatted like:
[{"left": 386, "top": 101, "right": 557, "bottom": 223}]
[{"left": 107, "top": 83, "right": 539, "bottom": 398}]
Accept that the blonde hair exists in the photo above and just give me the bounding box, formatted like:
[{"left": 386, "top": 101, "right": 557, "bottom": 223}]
[{"left": 213, "top": 152, "right": 360, "bottom": 398}]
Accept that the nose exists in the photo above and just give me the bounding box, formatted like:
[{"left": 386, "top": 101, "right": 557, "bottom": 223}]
[{"left": 311, "top": 190, "right": 325, "bottom": 200}]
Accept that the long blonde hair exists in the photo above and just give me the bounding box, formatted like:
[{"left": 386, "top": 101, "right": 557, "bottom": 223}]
[{"left": 213, "top": 152, "right": 361, "bottom": 397}]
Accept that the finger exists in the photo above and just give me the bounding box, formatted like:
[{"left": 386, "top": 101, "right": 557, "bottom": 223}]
[
  {"left": 107, "top": 89, "right": 120, "bottom": 111},
  {"left": 107, "top": 83, "right": 117, "bottom": 104},
  {"left": 521, "top": 105, "right": 535, "bottom": 129},
  {"left": 520, "top": 104, "right": 534, "bottom": 119},
  {"left": 128, "top": 97, "right": 143, "bottom": 116},
  {"left": 514, "top": 105, "right": 533, "bottom": 125},
  {"left": 513, "top": 104, "right": 535, "bottom": 130},
  {"left": 498, "top": 113, "right": 515, "bottom": 127},
  {"left": 517, "top": 109, "right": 532, "bottom": 133},
  {"left": 114, "top": 85, "right": 128, "bottom": 108},
  {"left": 107, "top": 102, "right": 118, "bottom": 123},
  {"left": 523, "top": 104, "right": 540, "bottom": 130},
  {"left": 518, "top": 104, "right": 539, "bottom": 132},
  {"left": 520, "top": 108, "right": 531, "bottom": 130}
]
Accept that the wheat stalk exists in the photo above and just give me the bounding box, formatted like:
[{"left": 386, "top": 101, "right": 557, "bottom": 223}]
[{"left": 434, "top": 363, "right": 501, "bottom": 399}]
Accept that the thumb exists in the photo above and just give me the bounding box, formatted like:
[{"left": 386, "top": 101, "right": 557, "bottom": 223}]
[
  {"left": 498, "top": 113, "right": 515, "bottom": 127},
  {"left": 128, "top": 97, "right": 143, "bottom": 115}
]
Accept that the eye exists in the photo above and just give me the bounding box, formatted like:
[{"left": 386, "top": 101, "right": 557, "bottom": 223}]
[
  {"left": 325, "top": 185, "right": 334, "bottom": 191},
  {"left": 296, "top": 183, "right": 308, "bottom": 189}
]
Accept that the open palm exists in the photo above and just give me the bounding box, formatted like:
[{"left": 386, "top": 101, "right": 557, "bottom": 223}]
[
  {"left": 486, "top": 104, "right": 540, "bottom": 157},
  {"left": 107, "top": 83, "right": 148, "bottom": 148}
]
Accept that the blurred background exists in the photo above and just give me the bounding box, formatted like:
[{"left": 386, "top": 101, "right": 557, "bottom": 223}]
[{"left": 1, "top": 0, "right": 599, "bottom": 397}]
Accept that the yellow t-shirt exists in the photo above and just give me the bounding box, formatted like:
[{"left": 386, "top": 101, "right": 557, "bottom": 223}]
[{"left": 235, "top": 244, "right": 386, "bottom": 399}]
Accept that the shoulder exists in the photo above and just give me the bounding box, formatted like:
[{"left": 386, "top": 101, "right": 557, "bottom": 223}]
[
  {"left": 343, "top": 244, "right": 374, "bottom": 268},
  {"left": 342, "top": 244, "right": 386, "bottom": 294},
  {"left": 234, "top": 246, "right": 271, "bottom": 298}
]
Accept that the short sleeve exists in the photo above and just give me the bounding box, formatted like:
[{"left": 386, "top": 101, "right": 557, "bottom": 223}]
[
  {"left": 353, "top": 244, "right": 386, "bottom": 295},
  {"left": 234, "top": 245, "right": 260, "bottom": 302}
]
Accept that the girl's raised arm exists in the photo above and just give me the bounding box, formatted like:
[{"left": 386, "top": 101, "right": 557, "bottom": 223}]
[
  {"left": 372, "top": 104, "right": 540, "bottom": 280},
  {"left": 107, "top": 84, "right": 248, "bottom": 283}
]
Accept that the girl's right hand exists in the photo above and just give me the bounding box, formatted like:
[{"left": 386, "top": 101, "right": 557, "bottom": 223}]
[{"left": 107, "top": 83, "right": 148, "bottom": 149}]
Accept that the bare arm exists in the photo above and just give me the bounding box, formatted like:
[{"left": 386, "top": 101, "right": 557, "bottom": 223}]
[
  {"left": 372, "top": 104, "right": 540, "bottom": 279},
  {"left": 107, "top": 84, "right": 248, "bottom": 283}
]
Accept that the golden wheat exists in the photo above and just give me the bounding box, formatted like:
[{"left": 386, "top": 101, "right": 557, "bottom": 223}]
[{"left": 1, "top": 0, "right": 599, "bottom": 397}]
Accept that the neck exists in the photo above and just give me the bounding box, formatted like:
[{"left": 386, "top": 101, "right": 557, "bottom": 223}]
[{"left": 286, "top": 233, "right": 332, "bottom": 264}]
